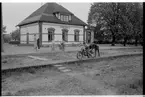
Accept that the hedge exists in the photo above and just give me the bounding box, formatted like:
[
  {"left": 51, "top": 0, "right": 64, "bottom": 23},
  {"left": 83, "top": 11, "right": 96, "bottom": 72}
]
[{"left": 9, "top": 41, "right": 20, "bottom": 45}]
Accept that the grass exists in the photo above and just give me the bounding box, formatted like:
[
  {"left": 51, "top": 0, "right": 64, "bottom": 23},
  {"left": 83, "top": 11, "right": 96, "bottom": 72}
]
[{"left": 2, "top": 54, "right": 142, "bottom": 95}]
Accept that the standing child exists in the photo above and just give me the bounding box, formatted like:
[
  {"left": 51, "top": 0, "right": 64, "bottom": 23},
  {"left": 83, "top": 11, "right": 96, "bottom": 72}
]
[
  {"left": 37, "top": 38, "right": 40, "bottom": 49},
  {"left": 51, "top": 40, "right": 55, "bottom": 51},
  {"left": 61, "top": 41, "right": 65, "bottom": 51},
  {"left": 34, "top": 34, "right": 37, "bottom": 51}
]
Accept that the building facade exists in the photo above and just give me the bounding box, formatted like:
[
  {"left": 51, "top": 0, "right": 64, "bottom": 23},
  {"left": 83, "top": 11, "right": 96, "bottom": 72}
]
[{"left": 17, "top": 3, "right": 88, "bottom": 46}]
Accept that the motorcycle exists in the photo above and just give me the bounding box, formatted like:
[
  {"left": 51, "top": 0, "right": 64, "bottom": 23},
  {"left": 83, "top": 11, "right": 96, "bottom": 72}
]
[{"left": 77, "top": 46, "right": 96, "bottom": 59}]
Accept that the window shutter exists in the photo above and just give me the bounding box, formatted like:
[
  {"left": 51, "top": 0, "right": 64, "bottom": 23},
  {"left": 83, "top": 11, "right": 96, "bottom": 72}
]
[
  {"left": 58, "top": 13, "right": 60, "bottom": 19},
  {"left": 69, "top": 15, "right": 71, "bottom": 21},
  {"left": 66, "top": 32, "right": 68, "bottom": 42},
  {"left": 77, "top": 32, "right": 79, "bottom": 42},
  {"left": 52, "top": 32, "right": 54, "bottom": 40}
]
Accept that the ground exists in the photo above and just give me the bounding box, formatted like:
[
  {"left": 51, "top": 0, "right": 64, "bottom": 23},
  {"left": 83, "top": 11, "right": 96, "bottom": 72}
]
[
  {"left": 2, "top": 44, "right": 143, "bottom": 95},
  {"left": 2, "top": 48, "right": 142, "bottom": 70},
  {"left": 2, "top": 43, "right": 142, "bottom": 55},
  {"left": 2, "top": 55, "right": 142, "bottom": 95}
]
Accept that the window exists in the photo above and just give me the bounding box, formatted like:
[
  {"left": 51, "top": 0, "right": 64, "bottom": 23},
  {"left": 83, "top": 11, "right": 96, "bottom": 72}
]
[
  {"left": 62, "top": 29, "right": 68, "bottom": 42},
  {"left": 66, "top": 16, "right": 68, "bottom": 22},
  {"left": 74, "top": 29, "right": 80, "bottom": 42},
  {"left": 48, "top": 31, "right": 53, "bottom": 42},
  {"left": 64, "top": 16, "right": 66, "bottom": 21},
  {"left": 48, "top": 28, "right": 55, "bottom": 42},
  {"left": 63, "top": 16, "right": 69, "bottom": 22},
  {"left": 55, "top": 13, "right": 71, "bottom": 22},
  {"left": 63, "top": 16, "right": 68, "bottom": 22}
]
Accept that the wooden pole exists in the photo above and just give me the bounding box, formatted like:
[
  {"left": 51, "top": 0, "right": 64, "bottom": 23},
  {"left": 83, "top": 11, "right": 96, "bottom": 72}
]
[{"left": 1, "top": 3, "right": 4, "bottom": 52}]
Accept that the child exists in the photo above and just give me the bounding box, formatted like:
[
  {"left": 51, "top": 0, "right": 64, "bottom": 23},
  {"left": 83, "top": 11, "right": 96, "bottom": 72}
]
[
  {"left": 37, "top": 38, "right": 40, "bottom": 49},
  {"left": 34, "top": 34, "right": 37, "bottom": 51},
  {"left": 51, "top": 40, "right": 55, "bottom": 51},
  {"left": 82, "top": 42, "right": 88, "bottom": 50}
]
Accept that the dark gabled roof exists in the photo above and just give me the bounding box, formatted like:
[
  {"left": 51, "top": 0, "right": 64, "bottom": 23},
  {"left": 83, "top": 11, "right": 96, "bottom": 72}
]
[{"left": 17, "top": 3, "right": 87, "bottom": 26}]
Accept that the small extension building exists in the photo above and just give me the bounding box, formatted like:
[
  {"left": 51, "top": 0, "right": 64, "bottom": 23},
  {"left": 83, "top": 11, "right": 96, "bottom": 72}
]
[{"left": 17, "top": 3, "right": 90, "bottom": 46}]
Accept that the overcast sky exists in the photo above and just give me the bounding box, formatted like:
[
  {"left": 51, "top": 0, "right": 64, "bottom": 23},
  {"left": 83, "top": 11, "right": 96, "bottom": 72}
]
[{"left": 2, "top": 3, "right": 91, "bottom": 34}]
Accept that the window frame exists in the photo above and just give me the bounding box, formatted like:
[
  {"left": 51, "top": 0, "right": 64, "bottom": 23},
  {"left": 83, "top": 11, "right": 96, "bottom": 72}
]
[
  {"left": 66, "top": 16, "right": 68, "bottom": 22},
  {"left": 74, "top": 29, "right": 80, "bottom": 42},
  {"left": 48, "top": 28, "right": 55, "bottom": 42},
  {"left": 56, "top": 13, "right": 71, "bottom": 22},
  {"left": 62, "top": 29, "right": 68, "bottom": 42}
]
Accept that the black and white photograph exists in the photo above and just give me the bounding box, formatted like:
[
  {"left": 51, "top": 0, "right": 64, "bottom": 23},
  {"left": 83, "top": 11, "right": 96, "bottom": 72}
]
[{"left": 1, "top": 1, "right": 143, "bottom": 96}]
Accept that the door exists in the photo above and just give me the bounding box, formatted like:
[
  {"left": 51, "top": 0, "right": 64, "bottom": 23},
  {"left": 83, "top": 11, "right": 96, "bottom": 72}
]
[{"left": 87, "top": 32, "right": 91, "bottom": 43}]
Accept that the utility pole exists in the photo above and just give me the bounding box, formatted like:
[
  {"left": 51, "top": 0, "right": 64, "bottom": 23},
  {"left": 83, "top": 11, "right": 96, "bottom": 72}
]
[{"left": 1, "top": 3, "right": 4, "bottom": 52}]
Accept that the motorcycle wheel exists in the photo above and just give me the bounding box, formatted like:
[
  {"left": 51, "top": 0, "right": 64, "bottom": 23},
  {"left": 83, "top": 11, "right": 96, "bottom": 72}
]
[
  {"left": 90, "top": 49, "right": 96, "bottom": 58},
  {"left": 77, "top": 51, "right": 83, "bottom": 59}
]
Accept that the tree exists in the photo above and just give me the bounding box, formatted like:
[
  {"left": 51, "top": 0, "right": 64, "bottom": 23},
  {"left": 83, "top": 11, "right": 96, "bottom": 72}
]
[
  {"left": 118, "top": 3, "right": 143, "bottom": 46},
  {"left": 131, "top": 3, "right": 143, "bottom": 46},
  {"left": 88, "top": 3, "right": 143, "bottom": 46},
  {"left": 11, "top": 29, "right": 20, "bottom": 41},
  {"left": 93, "top": 23, "right": 104, "bottom": 42},
  {"left": 117, "top": 3, "right": 134, "bottom": 46},
  {"left": 3, "top": 34, "right": 11, "bottom": 43},
  {"left": 3, "top": 26, "right": 7, "bottom": 33},
  {"left": 88, "top": 3, "right": 120, "bottom": 46}
]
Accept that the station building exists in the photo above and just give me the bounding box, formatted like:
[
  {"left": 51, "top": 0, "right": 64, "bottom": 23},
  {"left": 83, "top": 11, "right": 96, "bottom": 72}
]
[{"left": 17, "top": 3, "right": 94, "bottom": 46}]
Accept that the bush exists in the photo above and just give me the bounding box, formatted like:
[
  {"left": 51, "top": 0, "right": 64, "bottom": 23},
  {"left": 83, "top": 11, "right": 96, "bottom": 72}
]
[
  {"left": 140, "top": 41, "right": 143, "bottom": 46},
  {"left": 3, "top": 34, "right": 11, "bottom": 43},
  {"left": 97, "top": 40, "right": 111, "bottom": 44},
  {"left": 9, "top": 41, "right": 20, "bottom": 45}
]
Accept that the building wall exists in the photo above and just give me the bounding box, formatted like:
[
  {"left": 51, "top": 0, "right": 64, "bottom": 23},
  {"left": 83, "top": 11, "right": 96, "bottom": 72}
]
[
  {"left": 42, "top": 22, "right": 84, "bottom": 45},
  {"left": 20, "top": 22, "right": 85, "bottom": 45},
  {"left": 20, "top": 23, "right": 39, "bottom": 44}
]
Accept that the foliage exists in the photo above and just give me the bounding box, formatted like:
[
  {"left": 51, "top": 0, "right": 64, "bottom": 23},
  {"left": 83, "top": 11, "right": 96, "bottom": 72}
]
[
  {"left": 11, "top": 29, "right": 20, "bottom": 41},
  {"left": 9, "top": 40, "right": 20, "bottom": 44},
  {"left": 88, "top": 3, "right": 120, "bottom": 46},
  {"left": 88, "top": 3, "right": 143, "bottom": 46},
  {"left": 3, "top": 34, "right": 11, "bottom": 43},
  {"left": 118, "top": 3, "right": 143, "bottom": 46},
  {"left": 2, "top": 26, "right": 7, "bottom": 33}
]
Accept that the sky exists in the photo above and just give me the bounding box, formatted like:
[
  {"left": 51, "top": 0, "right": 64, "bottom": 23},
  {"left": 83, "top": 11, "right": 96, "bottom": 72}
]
[{"left": 2, "top": 3, "right": 91, "bottom": 34}]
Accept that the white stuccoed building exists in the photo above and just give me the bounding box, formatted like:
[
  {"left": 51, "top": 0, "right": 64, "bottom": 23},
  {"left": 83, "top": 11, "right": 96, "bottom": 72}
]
[{"left": 17, "top": 3, "right": 90, "bottom": 46}]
